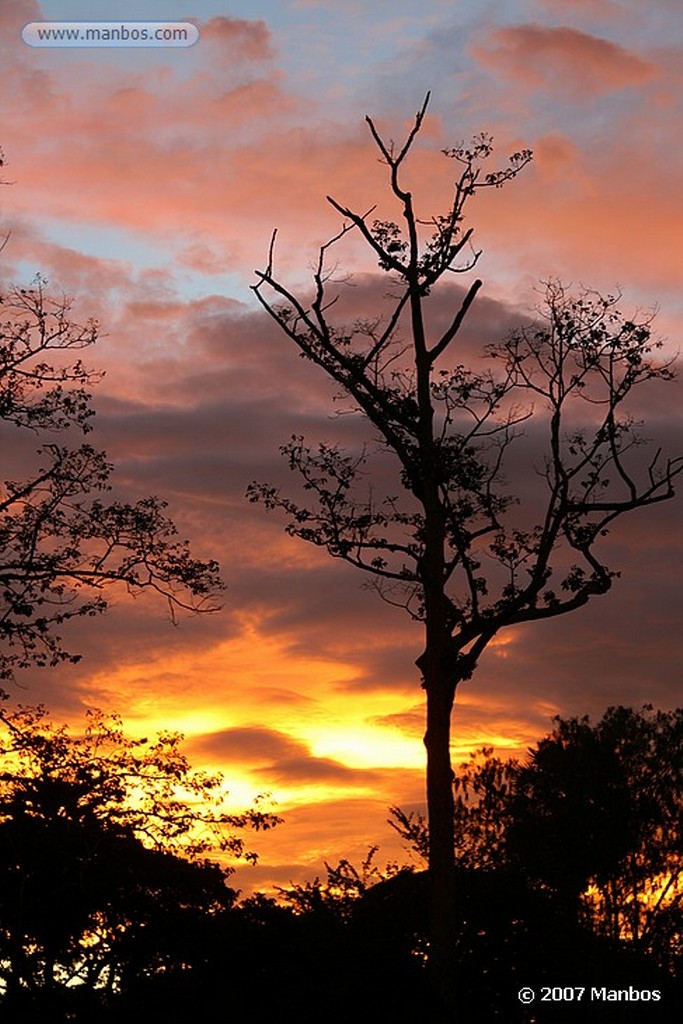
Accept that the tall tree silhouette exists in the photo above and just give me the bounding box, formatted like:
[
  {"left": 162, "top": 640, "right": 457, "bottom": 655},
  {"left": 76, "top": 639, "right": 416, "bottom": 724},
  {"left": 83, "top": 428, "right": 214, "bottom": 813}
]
[
  {"left": 0, "top": 279, "right": 222, "bottom": 681},
  {"left": 249, "top": 95, "right": 681, "bottom": 1008}
]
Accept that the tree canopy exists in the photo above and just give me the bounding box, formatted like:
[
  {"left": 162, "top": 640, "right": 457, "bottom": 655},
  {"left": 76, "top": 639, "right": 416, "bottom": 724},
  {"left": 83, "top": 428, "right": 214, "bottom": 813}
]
[{"left": 0, "top": 703, "right": 280, "bottom": 1010}]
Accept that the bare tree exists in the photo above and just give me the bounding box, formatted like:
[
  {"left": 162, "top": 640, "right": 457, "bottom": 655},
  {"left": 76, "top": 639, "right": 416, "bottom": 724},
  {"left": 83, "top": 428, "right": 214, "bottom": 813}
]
[
  {"left": 0, "top": 278, "right": 222, "bottom": 682},
  {"left": 249, "top": 95, "right": 681, "bottom": 1008}
]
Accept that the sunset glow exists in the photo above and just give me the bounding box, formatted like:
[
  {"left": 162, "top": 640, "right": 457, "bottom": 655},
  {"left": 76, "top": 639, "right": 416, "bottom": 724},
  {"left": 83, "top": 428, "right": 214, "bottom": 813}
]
[{"left": 1, "top": 0, "right": 680, "bottom": 893}]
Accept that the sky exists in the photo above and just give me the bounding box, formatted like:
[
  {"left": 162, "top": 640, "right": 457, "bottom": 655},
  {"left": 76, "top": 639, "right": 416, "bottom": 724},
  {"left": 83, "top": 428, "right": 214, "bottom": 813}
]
[{"left": 1, "top": 0, "right": 681, "bottom": 892}]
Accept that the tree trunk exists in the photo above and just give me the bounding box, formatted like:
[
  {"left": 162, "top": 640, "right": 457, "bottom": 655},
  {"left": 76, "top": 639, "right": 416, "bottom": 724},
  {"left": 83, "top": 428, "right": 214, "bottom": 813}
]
[{"left": 424, "top": 674, "right": 457, "bottom": 1012}]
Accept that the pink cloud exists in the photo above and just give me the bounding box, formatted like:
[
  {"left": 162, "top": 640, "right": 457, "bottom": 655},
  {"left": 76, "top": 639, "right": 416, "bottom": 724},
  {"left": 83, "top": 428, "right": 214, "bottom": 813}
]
[
  {"left": 469, "top": 149, "right": 683, "bottom": 298},
  {"left": 2, "top": 10, "right": 676, "bottom": 315},
  {"left": 474, "top": 24, "right": 656, "bottom": 96},
  {"left": 0, "top": 39, "right": 369, "bottom": 278},
  {"left": 0, "top": 0, "right": 42, "bottom": 36},
  {"left": 198, "top": 15, "right": 274, "bottom": 60},
  {"left": 534, "top": 0, "right": 624, "bottom": 16}
]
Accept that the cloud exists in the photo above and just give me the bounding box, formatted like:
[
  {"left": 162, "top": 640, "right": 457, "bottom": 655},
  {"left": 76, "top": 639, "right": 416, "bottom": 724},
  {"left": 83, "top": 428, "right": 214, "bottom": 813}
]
[
  {"left": 533, "top": 0, "right": 624, "bottom": 17},
  {"left": 194, "top": 725, "right": 372, "bottom": 783},
  {"left": 0, "top": 13, "right": 303, "bottom": 272},
  {"left": 232, "top": 787, "right": 424, "bottom": 894},
  {"left": 474, "top": 25, "right": 656, "bottom": 97},
  {"left": 22, "top": 267, "right": 673, "bottom": 718},
  {"left": 198, "top": 16, "right": 274, "bottom": 61},
  {"left": 197, "top": 726, "right": 308, "bottom": 762},
  {"left": 5, "top": 253, "right": 678, "bottom": 722}
]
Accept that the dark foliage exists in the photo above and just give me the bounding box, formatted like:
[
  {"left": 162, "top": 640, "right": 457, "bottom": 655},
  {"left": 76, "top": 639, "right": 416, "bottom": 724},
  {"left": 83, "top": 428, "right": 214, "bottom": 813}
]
[
  {"left": 0, "top": 706, "right": 680, "bottom": 1021},
  {"left": 509, "top": 705, "right": 683, "bottom": 970},
  {"left": 393, "top": 705, "right": 683, "bottom": 980},
  {"left": 0, "top": 704, "right": 279, "bottom": 1018}
]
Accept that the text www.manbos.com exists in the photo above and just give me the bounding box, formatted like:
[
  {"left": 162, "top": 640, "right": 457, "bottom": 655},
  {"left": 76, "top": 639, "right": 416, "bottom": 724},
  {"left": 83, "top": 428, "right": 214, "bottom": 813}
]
[{"left": 22, "top": 22, "right": 200, "bottom": 48}]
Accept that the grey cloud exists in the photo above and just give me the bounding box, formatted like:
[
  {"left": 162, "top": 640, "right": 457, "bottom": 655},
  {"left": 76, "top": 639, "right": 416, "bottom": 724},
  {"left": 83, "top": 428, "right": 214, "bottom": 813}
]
[
  {"left": 193, "top": 725, "right": 375, "bottom": 784},
  {"left": 196, "top": 726, "right": 306, "bottom": 762},
  {"left": 7, "top": 262, "right": 680, "bottom": 751}
]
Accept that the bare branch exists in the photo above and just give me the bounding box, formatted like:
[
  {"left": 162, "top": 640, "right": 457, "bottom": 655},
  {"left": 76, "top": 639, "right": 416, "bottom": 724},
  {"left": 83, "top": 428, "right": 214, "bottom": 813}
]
[{"left": 429, "top": 278, "right": 483, "bottom": 361}]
